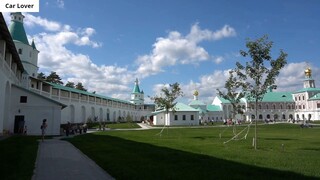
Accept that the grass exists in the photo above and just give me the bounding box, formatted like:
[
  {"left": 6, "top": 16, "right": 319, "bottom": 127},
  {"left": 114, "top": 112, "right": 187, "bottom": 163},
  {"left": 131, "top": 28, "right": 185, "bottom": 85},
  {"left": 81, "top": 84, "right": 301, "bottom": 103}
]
[
  {"left": 0, "top": 135, "right": 39, "bottom": 180},
  {"left": 67, "top": 123, "right": 320, "bottom": 179},
  {"left": 90, "top": 122, "right": 141, "bottom": 129}
]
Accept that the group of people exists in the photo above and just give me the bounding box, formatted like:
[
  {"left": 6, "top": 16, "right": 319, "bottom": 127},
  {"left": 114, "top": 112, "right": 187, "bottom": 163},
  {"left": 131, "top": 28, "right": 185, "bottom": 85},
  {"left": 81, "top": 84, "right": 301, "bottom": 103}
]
[
  {"left": 64, "top": 122, "right": 88, "bottom": 136},
  {"left": 223, "top": 119, "right": 242, "bottom": 126}
]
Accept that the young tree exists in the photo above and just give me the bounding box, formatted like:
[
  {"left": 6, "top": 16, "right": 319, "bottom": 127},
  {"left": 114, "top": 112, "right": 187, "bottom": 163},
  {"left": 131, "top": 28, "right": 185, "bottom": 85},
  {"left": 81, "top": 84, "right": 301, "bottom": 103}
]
[
  {"left": 150, "top": 82, "right": 183, "bottom": 126},
  {"left": 234, "top": 35, "right": 287, "bottom": 150},
  {"left": 46, "top": 71, "right": 63, "bottom": 85},
  {"left": 217, "top": 70, "right": 246, "bottom": 122},
  {"left": 65, "top": 81, "right": 75, "bottom": 88}
]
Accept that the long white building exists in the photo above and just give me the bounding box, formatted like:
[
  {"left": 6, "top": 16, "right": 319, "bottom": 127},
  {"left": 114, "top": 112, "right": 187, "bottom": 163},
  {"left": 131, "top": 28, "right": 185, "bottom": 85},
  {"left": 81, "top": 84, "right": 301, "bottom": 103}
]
[
  {"left": 0, "top": 13, "right": 66, "bottom": 136},
  {"left": 4, "top": 12, "right": 154, "bottom": 134}
]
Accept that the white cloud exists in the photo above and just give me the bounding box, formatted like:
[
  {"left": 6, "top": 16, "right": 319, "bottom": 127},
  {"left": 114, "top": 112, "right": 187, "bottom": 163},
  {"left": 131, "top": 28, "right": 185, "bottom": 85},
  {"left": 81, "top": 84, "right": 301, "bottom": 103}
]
[
  {"left": 214, "top": 56, "right": 224, "bottom": 64},
  {"left": 20, "top": 14, "right": 135, "bottom": 99},
  {"left": 24, "top": 13, "right": 61, "bottom": 31},
  {"left": 57, "top": 0, "right": 65, "bottom": 9},
  {"left": 276, "top": 62, "right": 320, "bottom": 92},
  {"left": 136, "top": 23, "right": 237, "bottom": 77}
]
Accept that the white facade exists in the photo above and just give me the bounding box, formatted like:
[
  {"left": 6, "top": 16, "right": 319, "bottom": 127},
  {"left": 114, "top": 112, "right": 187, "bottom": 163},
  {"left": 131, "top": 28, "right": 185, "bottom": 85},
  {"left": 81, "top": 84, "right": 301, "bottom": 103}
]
[
  {"left": 0, "top": 13, "right": 65, "bottom": 136},
  {"left": 153, "top": 103, "right": 199, "bottom": 126}
]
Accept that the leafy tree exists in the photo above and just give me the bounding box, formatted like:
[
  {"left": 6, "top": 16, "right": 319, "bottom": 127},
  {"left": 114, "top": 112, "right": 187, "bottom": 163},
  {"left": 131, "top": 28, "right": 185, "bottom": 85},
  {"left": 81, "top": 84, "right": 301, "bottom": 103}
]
[
  {"left": 150, "top": 82, "right": 183, "bottom": 125},
  {"left": 217, "top": 70, "right": 246, "bottom": 121},
  {"left": 65, "top": 81, "right": 75, "bottom": 88},
  {"left": 234, "top": 35, "right": 287, "bottom": 150},
  {"left": 37, "top": 72, "right": 46, "bottom": 80},
  {"left": 46, "top": 71, "right": 63, "bottom": 85},
  {"left": 75, "top": 82, "right": 87, "bottom": 91}
]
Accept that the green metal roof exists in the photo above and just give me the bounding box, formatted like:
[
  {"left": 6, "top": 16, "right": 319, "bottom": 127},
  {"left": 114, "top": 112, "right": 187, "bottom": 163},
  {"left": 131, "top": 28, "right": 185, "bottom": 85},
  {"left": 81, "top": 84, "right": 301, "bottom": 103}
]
[
  {"left": 189, "top": 100, "right": 206, "bottom": 106},
  {"left": 175, "top": 103, "right": 198, "bottom": 112},
  {"left": 153, "top": 103, "right": 198, "bottom": 114},
  {"left": 132, "top": 84, "right": 140, "bottom": 93},
  {"left": 47, "top": 82, "right": 133, "bottom": 104},
  {"left": 207, "top": 105, "right": 222, "bottom": 111},
  {"left": 197, "top": 107, "right": 207, "bottom": 114},
  {"left": 294, "top": 88, "right": 320, "bottom": 93},
  {"left": 260, "top": 91, "right": 294, "bottom": 102},
  {"left": 31, "top": 39, "right": 37, "bottom": 50},
  {"left": 309, "top": 93, "right": 320, "bottom": 101},
  {"left": 9, "top": 14, "right": 29, "bottom": 45},
  {"left": 218, "top": 91, "right": 293, "bottom": 103}
]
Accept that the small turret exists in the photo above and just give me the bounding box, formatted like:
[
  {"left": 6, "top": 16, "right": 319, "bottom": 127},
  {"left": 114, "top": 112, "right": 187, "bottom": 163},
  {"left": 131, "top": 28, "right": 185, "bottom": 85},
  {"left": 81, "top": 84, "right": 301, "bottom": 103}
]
[{"left": 130, "top": 78, "right": 144, "bottom": 105}]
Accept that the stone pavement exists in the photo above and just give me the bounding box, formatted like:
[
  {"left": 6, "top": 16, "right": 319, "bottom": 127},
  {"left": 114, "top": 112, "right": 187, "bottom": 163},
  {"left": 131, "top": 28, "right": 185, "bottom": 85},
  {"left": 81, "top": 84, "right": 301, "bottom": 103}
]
[{"left": 32, "top": 139, "right": 114, "bottom": 180}]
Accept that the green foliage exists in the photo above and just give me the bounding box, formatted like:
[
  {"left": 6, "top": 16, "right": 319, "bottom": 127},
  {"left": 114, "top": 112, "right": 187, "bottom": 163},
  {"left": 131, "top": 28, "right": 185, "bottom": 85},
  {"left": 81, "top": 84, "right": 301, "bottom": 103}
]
[
  {"left": 67, "top": 124, "right": 320, "bottom": 179},
  {"left": 75, "top": 82, "right": 87, "bottom": 91},
  {"left": 65, "top": 81, "right": 75, "bottom": 88},
  {"left": 150, "top": 82, "right": 183, "bottom": 114},
  {"left": 46, "top": 71, "right": 64, "bottom": 85},
  {"left": 217, "top": 70, "right": 246, "bottom": 119},
  {"left": 235, "top": 35, "right": 288, "bottom": 102}
]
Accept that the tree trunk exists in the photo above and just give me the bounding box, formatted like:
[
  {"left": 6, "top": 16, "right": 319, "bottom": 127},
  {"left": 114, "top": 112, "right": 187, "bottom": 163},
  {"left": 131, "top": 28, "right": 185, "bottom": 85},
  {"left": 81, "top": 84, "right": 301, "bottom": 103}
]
[{"left": 254, "top": 99, "right": 258, "bottom": 150}]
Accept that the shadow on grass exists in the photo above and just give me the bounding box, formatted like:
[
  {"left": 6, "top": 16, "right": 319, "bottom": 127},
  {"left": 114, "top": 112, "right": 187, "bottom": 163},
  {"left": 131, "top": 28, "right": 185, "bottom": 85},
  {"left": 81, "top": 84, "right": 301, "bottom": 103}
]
[
  {"left": 263, "top": 138, "right": 298, "bottom": 141},
  {"left": 68, "top": 134, "right": 317, "bottom": 180}
]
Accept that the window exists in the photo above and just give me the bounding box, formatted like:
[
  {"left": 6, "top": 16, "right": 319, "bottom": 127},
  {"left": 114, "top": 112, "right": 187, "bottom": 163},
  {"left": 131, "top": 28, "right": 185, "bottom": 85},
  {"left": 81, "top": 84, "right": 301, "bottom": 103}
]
[
  {"left": 174, "top": 115, "right": 178, "bottom": 120},
  {"left": 191, "top": 115, "right": 194, "bottom": 120},
  {"left": 266, "top": 105, "right": 269, "bottom": 109},
  {"left": 183, "top": 115, "right": 186, "bottom": 120},
  {"left": 299, "top": 96, "right": 301, "bottom": 100},
  {"left": 317, "top": 103, "right": 320, "bottom": 109},
  {"left": 302, "top": 96, "right": 305, "bottom": 100},
  {"left": 18, "top": 48, "right": 22, "bottom": 54},
  {"left": 20, "top": 96, "right": 27, "bottom": 103}
]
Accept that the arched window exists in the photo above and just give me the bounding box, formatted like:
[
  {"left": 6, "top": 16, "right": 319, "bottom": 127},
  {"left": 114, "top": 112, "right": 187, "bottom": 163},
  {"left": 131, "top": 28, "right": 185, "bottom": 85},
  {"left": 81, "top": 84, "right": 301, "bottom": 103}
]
[{"left": 259, "top": 114, "right": 263, "bottom": 119}]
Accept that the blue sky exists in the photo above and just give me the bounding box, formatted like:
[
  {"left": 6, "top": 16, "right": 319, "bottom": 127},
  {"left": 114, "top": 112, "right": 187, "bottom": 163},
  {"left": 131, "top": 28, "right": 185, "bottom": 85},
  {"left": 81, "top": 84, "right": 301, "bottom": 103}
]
[{"left": 4, "top": 0, "right": 320, "bottom": 104}]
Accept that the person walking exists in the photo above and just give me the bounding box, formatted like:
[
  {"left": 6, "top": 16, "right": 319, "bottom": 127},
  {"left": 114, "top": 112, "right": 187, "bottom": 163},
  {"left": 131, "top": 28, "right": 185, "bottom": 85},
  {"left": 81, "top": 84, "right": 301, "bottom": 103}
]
[{"left": 41, "top": 119, "right": 47, "bottom": 142}]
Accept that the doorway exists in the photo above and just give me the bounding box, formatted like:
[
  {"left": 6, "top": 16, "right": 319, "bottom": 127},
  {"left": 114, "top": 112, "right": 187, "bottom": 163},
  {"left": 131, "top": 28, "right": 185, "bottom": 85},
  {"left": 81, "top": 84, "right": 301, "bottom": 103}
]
[{"left": 14, "top": 115, "right": 25, "bottom": 134}]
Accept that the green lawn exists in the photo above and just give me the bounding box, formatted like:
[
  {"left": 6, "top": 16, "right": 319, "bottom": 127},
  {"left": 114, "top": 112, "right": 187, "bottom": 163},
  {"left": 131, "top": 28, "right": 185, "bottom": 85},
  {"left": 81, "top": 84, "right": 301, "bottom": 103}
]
[
  {"left": 0, "top": 136, "right": 39, "bottom": 180},
  {"left": 89, "top": 122, "right": 141, "bottom": 129},
  {"left": 67, "top": 123, "right": 320, "bottom": 179}
]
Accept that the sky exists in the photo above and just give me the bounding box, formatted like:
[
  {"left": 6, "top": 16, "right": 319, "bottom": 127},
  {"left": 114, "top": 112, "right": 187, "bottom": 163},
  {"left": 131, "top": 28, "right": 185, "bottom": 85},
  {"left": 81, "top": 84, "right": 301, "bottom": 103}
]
[{"left": 3, "top": 0, "right": 320, "bottom": 104}]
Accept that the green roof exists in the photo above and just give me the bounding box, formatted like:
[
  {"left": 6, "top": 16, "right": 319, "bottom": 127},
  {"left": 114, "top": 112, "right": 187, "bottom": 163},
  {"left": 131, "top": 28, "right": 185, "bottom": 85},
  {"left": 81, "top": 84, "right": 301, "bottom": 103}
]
[
  {"left": 207, "top": 105, "right": 222, "bottom": 111},
  {"left": 197, "top": 107, "right": 207, "bottom": 114},
  {"left": 153, "top": 103, "right": 198, "bottom": 114},
  {"left": 294, "top": 88, "right": 320, "bottom": 93},
  {"left": 132, "top": 84, "right": 140, "bottom": 93},
  {"left": 9, "top": 14, "right": 29, "bottom": 45},
  {"left": 218, "top": 91, "right": 294, "bottom": 103},
  {"left": 259, "top": 91, "right": 294, "bottom": 102},
  {"left": 47, "top": 82, "right": 133, "bottom": 104},
  {"left": 309, "top": 93, "right": 320, "bottom": 101},
  {"left": 31, "top": 39, "right": 37, "bottom": 50},
  {"left": 175, "top": 103, "right": 198, "bottom": 112},
  {"left": 189, "top": 100, "right": 206, "bottom": 106}
]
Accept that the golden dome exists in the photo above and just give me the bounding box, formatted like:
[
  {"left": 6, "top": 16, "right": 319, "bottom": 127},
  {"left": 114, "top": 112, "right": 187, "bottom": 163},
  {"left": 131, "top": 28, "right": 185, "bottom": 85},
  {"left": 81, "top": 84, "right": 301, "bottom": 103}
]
[
  {"left": 193, "top": 90, "right": 199, "bottom": 96},
  {"left": 305, "top": 67, "right": 312, "bottom": 77}
]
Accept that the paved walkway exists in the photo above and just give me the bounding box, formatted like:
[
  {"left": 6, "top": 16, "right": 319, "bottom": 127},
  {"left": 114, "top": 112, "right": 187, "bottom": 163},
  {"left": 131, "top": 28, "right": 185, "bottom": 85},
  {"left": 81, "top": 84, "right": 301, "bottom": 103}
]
[{"left": 32, "top": 139, "right": 114, "bottom": 180}]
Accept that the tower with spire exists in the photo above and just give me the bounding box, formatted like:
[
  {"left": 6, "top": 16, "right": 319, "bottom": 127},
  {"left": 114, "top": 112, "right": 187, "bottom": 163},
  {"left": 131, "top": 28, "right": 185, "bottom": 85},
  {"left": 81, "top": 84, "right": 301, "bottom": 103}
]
[
  {"left": 130, "top": 78, "right": 144, "bottom": 105},
  {"left": 303, "top": 67, "right": 315, "bottom": 88},
  {"left": 9, "top": 12, "right": 39, "bottom": 78}
]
